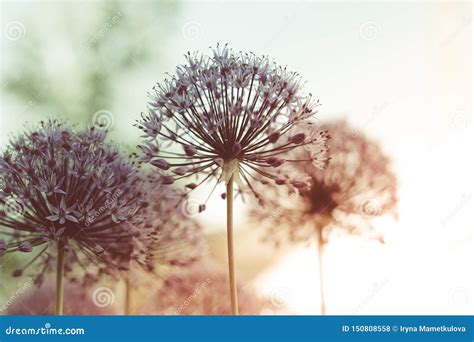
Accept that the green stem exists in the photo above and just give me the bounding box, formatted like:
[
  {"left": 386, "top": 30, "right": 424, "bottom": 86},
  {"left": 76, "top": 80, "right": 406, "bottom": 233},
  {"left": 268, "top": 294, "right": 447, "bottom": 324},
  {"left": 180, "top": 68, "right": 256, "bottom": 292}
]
[
  {"left": 56, "top": 240, "right": 66, "bottom": 316},
  {"left": 316, "top": 227, "right": 326, "bottom": 315},
  {"left": 226, "top": 174, "right": 238, "bottom": 315}
]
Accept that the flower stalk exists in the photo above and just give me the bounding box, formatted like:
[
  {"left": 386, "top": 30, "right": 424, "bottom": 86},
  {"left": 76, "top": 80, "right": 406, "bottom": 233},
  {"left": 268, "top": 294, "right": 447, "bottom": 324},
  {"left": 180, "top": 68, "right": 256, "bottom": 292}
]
[
  {"left": 55, "top": 240, "right": 66, "bottom": 316},
  {"left": 226, "top": 174, "right": 238, "bottom": 315},
  {"left": 125, "top": 276, "right": 132, "bottom": 315},
  {"left": 316, "top": 226, "right": 325, "bottom": 315},
  {"left": 136, "top": 44, "right": 330, "bottom": 314}
]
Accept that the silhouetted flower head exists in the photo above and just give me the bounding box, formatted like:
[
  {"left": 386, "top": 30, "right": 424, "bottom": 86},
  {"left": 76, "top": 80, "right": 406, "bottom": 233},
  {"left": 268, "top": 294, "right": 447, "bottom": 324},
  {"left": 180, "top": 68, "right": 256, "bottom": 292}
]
[
  {"left": 4, "top": 278, "right": 118, "bottom": 315},
  {"left": 0, "top": 120, "right": 144, "bottom": 280},
  {"left": 251, "top": 120, "right": 398, "bottom": 244},
  {"left": 136, "top": 44, "right": 330, "bottom": 202},
  {"left": 143, "top": 261, "right": 274, "bottom": 315}
]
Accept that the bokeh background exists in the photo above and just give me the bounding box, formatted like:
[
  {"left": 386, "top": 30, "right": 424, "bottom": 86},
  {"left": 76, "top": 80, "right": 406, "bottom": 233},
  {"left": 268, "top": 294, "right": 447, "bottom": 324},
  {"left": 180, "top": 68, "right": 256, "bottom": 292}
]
[{"left": 1, "top": 0, "right": 472, "bottom": 315}]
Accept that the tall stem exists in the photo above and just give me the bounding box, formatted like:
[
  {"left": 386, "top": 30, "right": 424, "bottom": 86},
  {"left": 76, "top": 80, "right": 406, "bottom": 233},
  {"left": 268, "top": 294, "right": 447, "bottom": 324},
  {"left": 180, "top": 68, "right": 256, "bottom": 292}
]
[
  {"left": 316, "top": 226, "right": 326, "bottom": 315},
  {"left": 226, "top": 174, "right": 239, "bottom": 315},
  {"left": 56, "top": 240, "right": 66, "bottom": 316},
  {"left": 125, "top": 276, "right": 132, "bottom": 315}
]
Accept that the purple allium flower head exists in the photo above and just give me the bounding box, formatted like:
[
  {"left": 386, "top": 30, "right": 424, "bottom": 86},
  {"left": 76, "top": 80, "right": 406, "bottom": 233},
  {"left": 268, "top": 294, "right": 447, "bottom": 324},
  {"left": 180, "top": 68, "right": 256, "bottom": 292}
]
[
  {"left": 136, "top": 44, "right": 330, "bottom": 201},
  {"left": 0, "top": 120, "right": 144, "bottom": 279},
  {"left": 251, "top": 120, "right": 398, "bottom": 244},
  {"left": 142, "top": 261, "right": 275, "bottom": 315}
]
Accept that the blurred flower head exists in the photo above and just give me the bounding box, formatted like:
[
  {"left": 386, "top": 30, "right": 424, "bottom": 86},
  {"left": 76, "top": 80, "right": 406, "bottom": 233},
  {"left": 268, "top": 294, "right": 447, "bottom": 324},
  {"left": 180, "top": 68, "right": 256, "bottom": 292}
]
[
  {"left": 4, "top": 278, "right": 118, "bottom": 315},
  {"left": 0, "top": 120, "right": 144, "bottom": 281},
  {"left": 136, "top": 44, "right": 330, "bottom": 202},
  {"left": 142, "top": 261, "right": 275, "bottom": 315},
  {"left": 119, "top": 173, "right": 206, "bottom": 283},
  {"left": 251, "top": 120, "right": 398, "bottom": 244}
]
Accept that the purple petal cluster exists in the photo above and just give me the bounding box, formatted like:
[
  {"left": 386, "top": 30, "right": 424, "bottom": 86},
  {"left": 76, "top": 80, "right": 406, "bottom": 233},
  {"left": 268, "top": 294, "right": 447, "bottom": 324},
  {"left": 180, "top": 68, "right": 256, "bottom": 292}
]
[{"left": 0, "top": 120, "right": 144, "bottom": 279}]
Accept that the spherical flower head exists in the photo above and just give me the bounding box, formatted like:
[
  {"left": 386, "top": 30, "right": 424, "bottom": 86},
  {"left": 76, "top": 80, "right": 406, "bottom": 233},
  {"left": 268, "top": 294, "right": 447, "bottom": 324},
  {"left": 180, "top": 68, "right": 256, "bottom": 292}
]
[
  {"left": 251, "top": 120, "right": 398, "bottom": 244},
  {"left": 142, "top": 261, "right": 274, "bottom": 315},
  {"left": 0, "top": 120, "right": 144, "bottom": 280},
  {"left": 136, "top": 44, "right": 330, "bottom": 200},
  {"left": 4, "top": 278, "right": 118, "bottom": 315}
]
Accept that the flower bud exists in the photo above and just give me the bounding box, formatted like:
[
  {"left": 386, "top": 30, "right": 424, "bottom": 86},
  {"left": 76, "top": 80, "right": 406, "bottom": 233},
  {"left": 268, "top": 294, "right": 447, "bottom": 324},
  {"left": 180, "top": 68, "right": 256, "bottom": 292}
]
[
  {"left": 268, "top": 131, "right": 280, "bottom": 143},
  {"left": 151, "top": 159, "right": 170, "bottom": 170},
  {"left": 290, "top": 133, "right": 305, "bottom": 144},
  {"left": 184, "top": 145, "right": 197, "bottom": 157}
]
